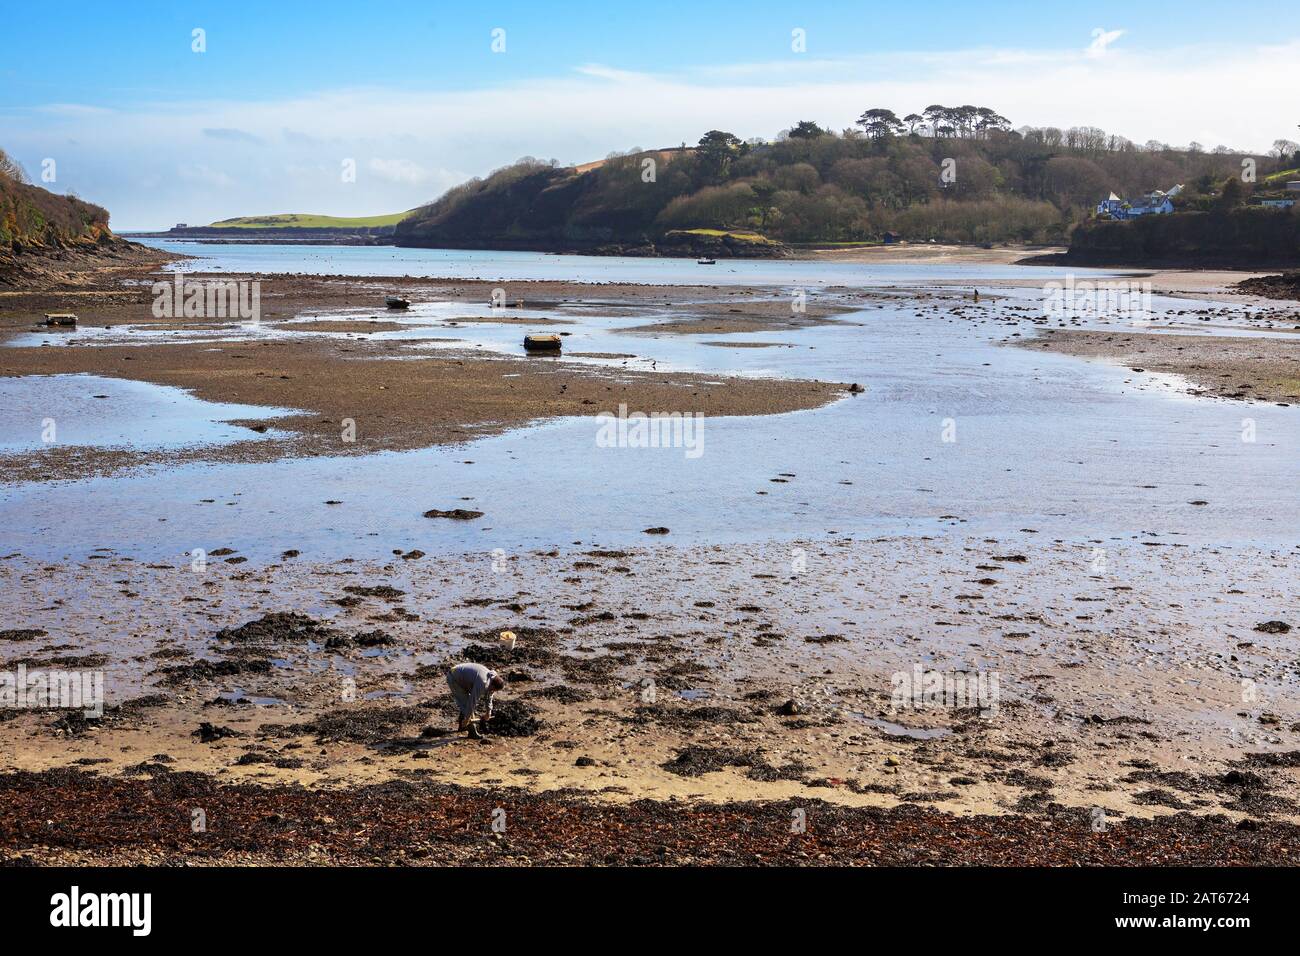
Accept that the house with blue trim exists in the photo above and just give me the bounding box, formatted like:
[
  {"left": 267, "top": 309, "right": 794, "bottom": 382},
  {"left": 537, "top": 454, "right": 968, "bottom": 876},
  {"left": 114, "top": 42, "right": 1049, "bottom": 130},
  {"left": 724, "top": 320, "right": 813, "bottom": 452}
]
[{"left": 1095, "top": 185, "right": 1182, "bottom": 220}]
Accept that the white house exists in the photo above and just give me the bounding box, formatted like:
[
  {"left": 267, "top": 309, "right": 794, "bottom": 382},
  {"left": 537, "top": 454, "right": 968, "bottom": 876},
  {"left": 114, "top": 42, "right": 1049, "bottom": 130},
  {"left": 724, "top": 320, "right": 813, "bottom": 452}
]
[{"left": 1096, "top": 184, "right": 1181, "bottom": 220}]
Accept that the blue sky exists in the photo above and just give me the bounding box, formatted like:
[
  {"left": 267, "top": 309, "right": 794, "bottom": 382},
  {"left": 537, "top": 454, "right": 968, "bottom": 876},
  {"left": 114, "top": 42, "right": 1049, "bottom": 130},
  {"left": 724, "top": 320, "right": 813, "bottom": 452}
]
[{"left": 3, "top": 1, "right": 1298, "bottom": 228}]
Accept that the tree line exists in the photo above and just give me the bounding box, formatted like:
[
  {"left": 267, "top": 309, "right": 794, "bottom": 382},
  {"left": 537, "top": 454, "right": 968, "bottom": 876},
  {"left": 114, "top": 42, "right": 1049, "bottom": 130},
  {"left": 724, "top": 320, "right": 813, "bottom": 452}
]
[{"left": 402, "top": 112, "right": 1298, "bottom": 249}]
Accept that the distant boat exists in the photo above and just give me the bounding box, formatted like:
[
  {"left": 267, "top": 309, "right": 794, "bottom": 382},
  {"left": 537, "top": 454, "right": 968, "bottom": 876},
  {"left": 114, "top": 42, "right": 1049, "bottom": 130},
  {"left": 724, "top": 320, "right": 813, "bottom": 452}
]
[
  {"left": 385, "top": 296, "right": 410, "bottom": 310},
  {"left": 697, "top": 257, "right": 716, "bottom": 265}
]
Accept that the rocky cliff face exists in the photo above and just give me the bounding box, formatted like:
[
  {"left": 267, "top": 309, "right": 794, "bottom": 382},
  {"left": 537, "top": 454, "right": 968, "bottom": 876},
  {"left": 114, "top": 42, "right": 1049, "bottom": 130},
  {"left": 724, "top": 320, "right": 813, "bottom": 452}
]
[{"left": 0, "top": 172, "right": 168, "bottom": 287}]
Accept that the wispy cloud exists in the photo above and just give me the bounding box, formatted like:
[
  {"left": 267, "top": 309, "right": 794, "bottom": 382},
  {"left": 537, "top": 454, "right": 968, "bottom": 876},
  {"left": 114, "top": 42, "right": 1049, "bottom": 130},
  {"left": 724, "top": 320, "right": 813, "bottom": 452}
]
[{"left": 202, "top": 127, "right": 264, "bottom": 145}]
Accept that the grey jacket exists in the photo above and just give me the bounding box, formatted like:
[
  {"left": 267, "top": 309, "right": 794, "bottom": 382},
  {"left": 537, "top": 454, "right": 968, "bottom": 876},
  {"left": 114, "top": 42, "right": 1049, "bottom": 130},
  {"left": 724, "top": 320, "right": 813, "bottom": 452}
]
[{"left": 449, "top": 662, "right": 498, "bottom": 716}]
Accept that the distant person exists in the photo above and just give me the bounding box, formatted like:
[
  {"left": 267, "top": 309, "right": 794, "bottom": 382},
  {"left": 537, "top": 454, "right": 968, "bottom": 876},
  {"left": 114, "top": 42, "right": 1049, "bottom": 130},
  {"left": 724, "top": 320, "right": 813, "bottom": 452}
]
[{"left": 447, "top": 662, "right": 505, "bottom": 739}]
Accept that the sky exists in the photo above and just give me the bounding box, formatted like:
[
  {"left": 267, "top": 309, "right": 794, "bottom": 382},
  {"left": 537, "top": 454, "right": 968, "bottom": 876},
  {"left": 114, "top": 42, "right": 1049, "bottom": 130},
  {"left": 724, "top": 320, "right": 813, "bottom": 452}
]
[{"left": 2, "top": 0, "right": 1298, "bottom": 230}]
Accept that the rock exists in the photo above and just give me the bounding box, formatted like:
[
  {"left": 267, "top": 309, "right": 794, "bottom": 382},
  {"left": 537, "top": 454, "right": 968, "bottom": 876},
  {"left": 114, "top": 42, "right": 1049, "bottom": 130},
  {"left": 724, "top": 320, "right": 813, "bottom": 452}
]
[
  {"left": 776, "top": 699, "right": 802, "bottom": 716},
  {"left": 885, "top": 755, "right": 902, "bottom": 767},
  {"left": 642, "top": 527, "right": 670, "bottom": 535},
  {"left": 423, "top": 509, "right": 485, "bottom": 520},
  {"left": 575, "top": 756, "right": 598, "bottom": 767},
  {"left": 193, "top": 722, "right": 242, "bottom": 743},
  {"left": 1254, "top": 620, "right": 1292, "bottom": 634}
]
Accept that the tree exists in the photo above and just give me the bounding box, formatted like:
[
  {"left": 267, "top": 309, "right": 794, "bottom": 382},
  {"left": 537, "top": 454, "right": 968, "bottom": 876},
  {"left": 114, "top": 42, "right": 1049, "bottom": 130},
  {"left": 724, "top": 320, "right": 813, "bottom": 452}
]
[
  {"left": 787, "top": 120, "right": 826, "bottom": 140},
  {"left": 952, "top": 105, "right": 980, "bottom": 138},
  {"left": 856, "top": 108, "right": 903, "bottom": 140},
  {"left": 0, "top": 148, "right": 28, "bottom": 183},
  {"left": 1272, "top": 139, "right": 1299, "bottom": 160},
  {"left": 902, "top": 113, "right": 924, "bottom": 135},
  {"left": 1216, "top": 176, "right": 1245, "bottom": 211},
  {"left": 696, "top": 130, "right": 747, "bottom": 182},
  {"left": 974, "top": 108, "right": 1011, "bottom": 138},
  {"left": 922, "top": 105, "right": 950, "bottom": 137}
]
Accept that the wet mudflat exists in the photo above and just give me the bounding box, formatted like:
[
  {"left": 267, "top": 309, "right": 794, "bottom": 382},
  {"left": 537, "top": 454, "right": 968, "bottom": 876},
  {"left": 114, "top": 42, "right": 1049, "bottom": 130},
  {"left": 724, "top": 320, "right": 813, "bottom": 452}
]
[
  {"left": 3, "top": 269, "right": 1298, "bottom": 557},
  {"left": 2, "top": 248, "right": 1299, "bottom": 864},
  {"left": 2, "top": 534, "right": 1297, "bottom": 862}
]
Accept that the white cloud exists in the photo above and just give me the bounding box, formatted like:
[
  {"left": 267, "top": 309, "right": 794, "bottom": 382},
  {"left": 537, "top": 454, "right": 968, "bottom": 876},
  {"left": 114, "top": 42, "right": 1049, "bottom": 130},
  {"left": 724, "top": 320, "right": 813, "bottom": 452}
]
[{"left": 5, "top": 37, "right": 1297, "bottom": 229}]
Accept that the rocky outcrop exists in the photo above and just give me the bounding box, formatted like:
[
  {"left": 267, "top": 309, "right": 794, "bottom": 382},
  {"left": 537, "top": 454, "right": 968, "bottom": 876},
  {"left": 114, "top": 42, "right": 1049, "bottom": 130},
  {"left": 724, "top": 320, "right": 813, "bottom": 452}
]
[{"left": 0, "top": 173, "right": 170, "bottom": 287}]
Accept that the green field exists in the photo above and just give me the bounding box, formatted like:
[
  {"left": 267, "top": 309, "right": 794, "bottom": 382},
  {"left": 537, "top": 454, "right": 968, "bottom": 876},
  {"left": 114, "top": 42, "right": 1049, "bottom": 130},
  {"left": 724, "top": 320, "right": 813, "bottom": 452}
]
[
  {"left": 674, "top": 228, "right": 778, "bottom": 244},
  {"left": 1264, "top": 167, "right": 1299, "bottom": 183},
  {"left": 207, "top": 211, "right": 413, "bottom": 229}
]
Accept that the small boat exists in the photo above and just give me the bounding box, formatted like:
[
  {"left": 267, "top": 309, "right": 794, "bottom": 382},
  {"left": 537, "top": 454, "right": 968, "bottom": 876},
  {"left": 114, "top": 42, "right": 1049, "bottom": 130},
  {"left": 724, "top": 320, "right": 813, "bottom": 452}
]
[
  {"left": 523, "top": 334, "right": 562, "bottom": 353},
  {"left": 385, "top": 296, "right": 410, "bottom": 310},
  {"left": 42, "top": 313, "right": 78, "bottom": 327},
  {"left": 697, "top": 257, "right": 716, "bottom": 265}
]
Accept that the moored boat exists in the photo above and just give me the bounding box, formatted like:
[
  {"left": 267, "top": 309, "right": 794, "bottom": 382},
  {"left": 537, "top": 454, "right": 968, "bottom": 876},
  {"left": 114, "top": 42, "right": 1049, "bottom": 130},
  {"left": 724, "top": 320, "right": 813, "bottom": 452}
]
[{"left": 523, "top": 333, "right": 562, "bottom": 353}]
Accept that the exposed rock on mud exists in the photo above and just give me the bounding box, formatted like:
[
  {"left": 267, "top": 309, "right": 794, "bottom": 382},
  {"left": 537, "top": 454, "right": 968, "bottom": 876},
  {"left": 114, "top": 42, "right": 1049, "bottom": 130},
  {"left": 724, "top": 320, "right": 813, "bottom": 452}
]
[
  {"left": 268, "top": 706, "right": 428, "bottom": 745},
  {"left": 156, "top": 658, "right": 273, "bottom": 685},
  {"left": 214, "top": 612, "right": 338, "bottom": 645},
  {"left": 482, "top": 699, "right": 543, "bottom": 737}
]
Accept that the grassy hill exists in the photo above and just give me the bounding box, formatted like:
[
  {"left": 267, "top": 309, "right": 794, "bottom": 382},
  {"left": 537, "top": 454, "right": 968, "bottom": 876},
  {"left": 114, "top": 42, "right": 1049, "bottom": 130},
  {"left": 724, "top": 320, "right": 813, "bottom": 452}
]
[
  {"left": 395, "top": 114, "right": 1299, "bottom": 254},
  {"left": 207, "top": 211, "right": 413, "bottom": 229}
]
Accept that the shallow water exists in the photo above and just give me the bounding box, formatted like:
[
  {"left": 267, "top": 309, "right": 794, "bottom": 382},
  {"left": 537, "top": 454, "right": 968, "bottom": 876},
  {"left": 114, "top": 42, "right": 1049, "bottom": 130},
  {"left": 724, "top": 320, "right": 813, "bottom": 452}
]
[
  {"left": 0, "top": 374, "right": 291, "bottom": 453},
  {"left": 3, "top": 247, "right": 1298, "bottom": 561},
  {"left": 141, "top": 238, "right": 1120, "bottom": 287}
]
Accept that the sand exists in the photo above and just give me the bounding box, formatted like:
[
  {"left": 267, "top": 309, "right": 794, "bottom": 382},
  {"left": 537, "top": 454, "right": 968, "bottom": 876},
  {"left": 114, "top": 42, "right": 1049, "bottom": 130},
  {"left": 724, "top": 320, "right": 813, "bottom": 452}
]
[{"left": 1020, "top": 330, "right": 1300, "bottom": 403}]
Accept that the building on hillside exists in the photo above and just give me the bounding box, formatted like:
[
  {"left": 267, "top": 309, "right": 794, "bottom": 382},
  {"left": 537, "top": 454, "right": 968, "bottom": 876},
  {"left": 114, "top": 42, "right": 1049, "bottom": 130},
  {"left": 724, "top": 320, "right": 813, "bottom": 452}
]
[
  {"left": 1095, "top": 185, "right": 1182, "bottom": 220},
  {"left": 1259, "top": 199, "right": 1296, "bottom": 209}
]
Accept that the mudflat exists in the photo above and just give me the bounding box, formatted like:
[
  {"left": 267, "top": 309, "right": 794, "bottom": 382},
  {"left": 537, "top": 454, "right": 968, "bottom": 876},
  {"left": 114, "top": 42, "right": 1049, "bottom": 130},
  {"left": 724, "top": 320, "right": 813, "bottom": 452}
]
[
  {"left": 0, "top": 269, "right": 853, "bottom": 481},
  {"left": 2, "top": 251, "right": 1299, "bottom": 866},
  {"left": 1021, "top": 330, "right": 1300, "bottom": 403}
]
